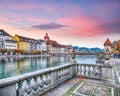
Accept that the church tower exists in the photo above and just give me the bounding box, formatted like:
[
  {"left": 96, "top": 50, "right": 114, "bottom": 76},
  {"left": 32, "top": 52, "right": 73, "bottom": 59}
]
[{"left": 44, "top": 33, "right": 49, "bottom": 42}]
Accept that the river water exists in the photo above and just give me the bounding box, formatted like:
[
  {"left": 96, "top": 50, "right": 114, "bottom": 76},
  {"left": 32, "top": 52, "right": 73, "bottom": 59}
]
[{"left": 0, "top": 55, "right": 96, "bottom": 79}]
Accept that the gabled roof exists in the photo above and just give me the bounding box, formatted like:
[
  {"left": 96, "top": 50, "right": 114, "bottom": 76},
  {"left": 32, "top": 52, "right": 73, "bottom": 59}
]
[
  {"left": 104, "top": 38, "right": 112, "bottom": 46},
  {"left": 15, "top": 34, "right": 40, "bottom": 44},
  {"left": 0, "top": 29, "right": 11, "bottom": 36},
  {"left": 46, "top": 40, "right": 59, "bottom": 47}
]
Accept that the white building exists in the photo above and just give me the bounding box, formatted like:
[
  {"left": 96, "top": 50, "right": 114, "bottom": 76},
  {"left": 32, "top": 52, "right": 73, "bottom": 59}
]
[
  {"left": 38, "top": 39, "right": 47, "bottom": 51},
  {"left": 5, "top": 40, "right": 17, "bottom": 50},
  {"left": 0, "top": 29, "right": 17, "bottom": 50},
  {"left": 60, "top": 45, "right": 66, "bottom": 54}
]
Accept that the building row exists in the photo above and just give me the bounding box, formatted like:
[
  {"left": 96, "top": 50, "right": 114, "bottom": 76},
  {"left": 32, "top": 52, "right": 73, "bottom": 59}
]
[
  {"left": 0, "top": 29, "right": 68, "bottom": 55},
  {"left": 104, "top": 38, "right": 120, "bottom": 53}
]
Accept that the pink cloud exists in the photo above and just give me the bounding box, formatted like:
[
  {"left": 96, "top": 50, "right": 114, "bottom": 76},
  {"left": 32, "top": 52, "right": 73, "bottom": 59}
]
[
  {"left": 58, "top": 14, "right": 120, "bottom": 37},
  {"left": 58, "top": 15, "right": 102, "bottom": 37}
]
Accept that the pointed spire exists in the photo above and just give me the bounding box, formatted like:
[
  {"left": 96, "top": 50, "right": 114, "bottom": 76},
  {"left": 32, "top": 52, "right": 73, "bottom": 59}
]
[{"left": 104, "top": 38, "right": 112, "bottom": 46}]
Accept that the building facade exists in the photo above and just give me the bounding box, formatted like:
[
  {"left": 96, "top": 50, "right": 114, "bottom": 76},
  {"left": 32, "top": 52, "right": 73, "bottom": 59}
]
[
  {"left": 14, "top": 34, "right": 30, "bottom": 51},
  {"left": 104, "top": 38, "right": 112, "bottom": 53},
  {"left": 38, "top": 39, "right": 47, "bottom": 51},
  {"left": 0, "top": 29, "right": 17, "bottom": 50},
  {"left": 14, "top": 34, "right": 42, "bottom": 52},
  {"left": 44, "top": 33, "right": 68, "bottom": 55}
]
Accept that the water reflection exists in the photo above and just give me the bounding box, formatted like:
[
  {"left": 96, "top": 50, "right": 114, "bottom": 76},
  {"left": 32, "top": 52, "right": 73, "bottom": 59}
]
[
  {"left": 75, "top": 55, "right": 96, "bottom": 64},
  {"left": 0, "top": 56, "right": 70, "bottom": 79},
  {"left": 0, "top": 55, "right": 96, "bottom": 79}
]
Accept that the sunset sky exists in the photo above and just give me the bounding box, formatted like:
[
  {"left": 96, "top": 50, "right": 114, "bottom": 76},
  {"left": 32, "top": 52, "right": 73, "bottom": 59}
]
[{"left": 0, "top": 0, "right": 120, "bottom": 48}]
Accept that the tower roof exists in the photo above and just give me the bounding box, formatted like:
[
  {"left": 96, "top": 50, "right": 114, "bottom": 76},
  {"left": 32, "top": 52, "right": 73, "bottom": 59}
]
[
  {"left": 104, "top": 38, "right": 112, "bottom": 46},
  {"left": 44, "top": 33, "right": 49, "bottom": 40}
]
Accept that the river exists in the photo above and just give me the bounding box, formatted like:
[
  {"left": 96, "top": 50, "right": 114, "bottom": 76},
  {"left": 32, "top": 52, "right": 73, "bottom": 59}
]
[{"left": 0, "top": 55, "right": 96, "bottom": 79}]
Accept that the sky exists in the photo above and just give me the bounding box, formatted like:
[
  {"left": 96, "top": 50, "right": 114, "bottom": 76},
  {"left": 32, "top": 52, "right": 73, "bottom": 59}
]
[{"left": 0, "top": 0, "right": 120, "bottom": 48}]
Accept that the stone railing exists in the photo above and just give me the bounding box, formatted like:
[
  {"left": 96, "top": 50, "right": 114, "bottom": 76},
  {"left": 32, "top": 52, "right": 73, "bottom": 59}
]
[
  {"left": 0, "top": 63, "right": 76, "bottom": 96},
  {"left": 77, "top": 64, "right": 102, "bottom": 79},
  {"left": 0, "top": 63, "right": 104, "bottom": 96}
]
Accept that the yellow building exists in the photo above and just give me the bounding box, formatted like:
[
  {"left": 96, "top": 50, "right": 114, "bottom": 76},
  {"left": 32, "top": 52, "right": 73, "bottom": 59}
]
[{"left": 14, "top": 34, "right": 30, "bottom": 51}]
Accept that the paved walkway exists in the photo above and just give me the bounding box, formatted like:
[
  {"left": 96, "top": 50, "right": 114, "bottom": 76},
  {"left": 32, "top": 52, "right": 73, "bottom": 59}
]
[
  {"left": 43, "top": 77, "right": 119, "bottom": 96},
  {"left": 43, "top": 58, "right": 120, "bottom": 96},
  {"left": 43, "top": 78, "right": 80, "bottom": 96}
]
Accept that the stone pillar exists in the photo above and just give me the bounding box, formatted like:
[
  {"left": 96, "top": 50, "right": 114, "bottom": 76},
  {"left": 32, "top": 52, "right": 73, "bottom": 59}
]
[
  {"left": 102, "top": 52, "right": 113, "bottom": 81},
  {"left": 70, "top": 64, "right": 77, "bottom": 77},
  {"left": 0, "top": 83, "right": 16, "bottom": 96},
  {"left": 50, "top": 70, "right": 57, "bottom": 88}
]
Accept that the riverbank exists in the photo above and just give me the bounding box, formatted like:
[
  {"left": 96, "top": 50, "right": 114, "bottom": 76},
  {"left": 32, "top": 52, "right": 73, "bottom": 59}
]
[{"left": 0, "top": 54, "right": 52, "bottom": 58}]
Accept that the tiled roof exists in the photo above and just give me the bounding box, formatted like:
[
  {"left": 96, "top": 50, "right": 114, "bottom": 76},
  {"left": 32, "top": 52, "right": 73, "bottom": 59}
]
[
  {"left": 59, "top": 44, "right": 66, "bottom": 48},
  {"left": 38, "top": 39, "right": 45, "bottom": 42},
  {"left": 46, "top": 40, "right": 59, "bottom": 47},
  {"left": 104, "top": 38, "right": 112, "bottom": 46},
  {"left": 0, "top": 29, "right": 11, "bottom": 36},
  {"left": 16, "top": 34, "right": 40, "bottom": 44}
]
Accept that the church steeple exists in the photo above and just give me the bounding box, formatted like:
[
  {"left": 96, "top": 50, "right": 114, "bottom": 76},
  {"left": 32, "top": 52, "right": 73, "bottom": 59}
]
[{"left": 44, "top": 33, "right": 49, "bottom": 41}]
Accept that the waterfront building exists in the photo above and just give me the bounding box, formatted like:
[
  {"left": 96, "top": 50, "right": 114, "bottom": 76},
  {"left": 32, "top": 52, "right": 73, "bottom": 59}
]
[
  {"left": 112, "top": 40, "right": 120, "bottom": 53},
  {"left": 44, "top": 33, "right": 61, "bottom": 55},
  {"left": 112, "top": 41, "right": 118, "bottom": 51},
  {"left": 60, "top": 45, "right": 67, "bottom": 54},
  {"left": 104, "top": 38, "right": 112, "bottom": 53},
  {"left": 38, "top": 39, "right": 47, "bottom": 54},
  {"left": 0, "top": 29, "right": 17, "bottom": 50},
  {"left": 46, "top": 39, "right": 60, "bottom": 54},
  {"left": 4, "top": 39, "right": 17, "bottom": 50},
  {"left": 14, "top": 34, "right": 30, "bottom": 51},
  {"left": 14, "top": 34, "right": 42, "bottom": 53}
]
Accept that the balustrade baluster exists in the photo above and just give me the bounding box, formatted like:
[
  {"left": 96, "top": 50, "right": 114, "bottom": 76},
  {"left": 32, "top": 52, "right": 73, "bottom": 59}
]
[
  {"left": 25, "top": 78, "right": 32, "bottom": 95},
  {"left": 43, "top": 74, "right": 49, "bottom": 88},
  {"left": 37, "top": 76, "right": 44, "bottom": 95},
  {"left": 17, "top": 80, "right": 25, "bottom": 96},
  {"left": 57, "top": 70, "right": 60, "bottom": 80},
  {"left": 79, "top": 65, "right": 82, "bottom": 75},
  {"left": 46, "top": 73, "right": 50, "bottom": 86},
  {"left": 77, "top": 65, "right": 80, "bottom": 75},
  {"left": 83, "top": 65, "right": 86, "bottom": 76},
  {"left": 92, "top": 66, "right": 95, "bottom": 77},
  {"left": 81, "top": 65, "right": 83, "bottom": 75},
  {"left": 88, "top": 66, "right": 91, "bottom": 76},
  {"left": 62, "top": 68, "right": 64, "bottom": 78},
  {"left": 68, "top": 67, "right": 70, "bottom": 75},
  {"left": 32, "top": 76, "right": 39, "bottom": 96}
]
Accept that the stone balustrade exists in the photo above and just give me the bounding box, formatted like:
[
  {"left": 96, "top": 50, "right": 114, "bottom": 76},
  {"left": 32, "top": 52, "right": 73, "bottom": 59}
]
[
  {"left": 77, "top": 64, "right": 102, "bottom": 79},
  {"left": 0, "top": 63, "right": 104, "bottom": 96}
]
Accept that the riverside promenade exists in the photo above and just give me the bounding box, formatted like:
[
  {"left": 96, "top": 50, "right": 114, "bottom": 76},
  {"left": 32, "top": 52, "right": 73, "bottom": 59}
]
[
  {"left": 44, "top": 57, "right": 120, "bottom": 96},
  {"left": 0, "top": 53, "right": 120, "bottom": 96}
]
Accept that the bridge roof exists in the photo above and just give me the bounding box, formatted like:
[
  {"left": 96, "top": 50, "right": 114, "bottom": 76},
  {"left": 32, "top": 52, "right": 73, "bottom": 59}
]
[{"left": 104, "top": 38, "right": 112, "bottom": 46}]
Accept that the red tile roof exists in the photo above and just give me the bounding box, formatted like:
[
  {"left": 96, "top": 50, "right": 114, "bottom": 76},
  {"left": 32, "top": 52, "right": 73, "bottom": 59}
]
[
  {"left": 104, "top": 38, "right": 112, "bottom": 46},
  {"left": 46, "top": 40, "right": 59, "bottom": 47}
]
